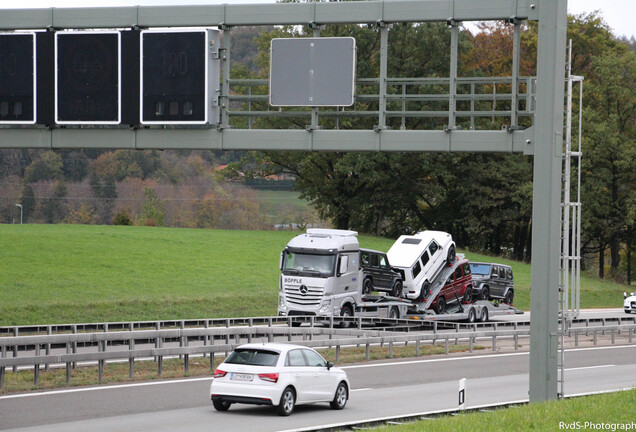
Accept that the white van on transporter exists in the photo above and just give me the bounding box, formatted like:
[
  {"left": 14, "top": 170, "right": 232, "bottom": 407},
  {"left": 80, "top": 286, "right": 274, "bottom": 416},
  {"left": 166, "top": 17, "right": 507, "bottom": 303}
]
[{"left": 386, "top": 231, "right": 456, "bottom": 301}]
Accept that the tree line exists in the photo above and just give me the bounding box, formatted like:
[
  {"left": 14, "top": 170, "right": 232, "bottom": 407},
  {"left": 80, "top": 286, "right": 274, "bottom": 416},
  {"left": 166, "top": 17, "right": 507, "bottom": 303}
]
[{"left": 0, "top": 149, "right": 317, "bottom": 230}]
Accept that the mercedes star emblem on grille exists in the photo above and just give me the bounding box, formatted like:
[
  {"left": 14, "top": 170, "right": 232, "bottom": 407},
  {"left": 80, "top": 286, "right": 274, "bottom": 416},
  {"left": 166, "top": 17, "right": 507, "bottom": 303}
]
[{"left": 299, "top": 285, "right": 308, "bottom": 295}]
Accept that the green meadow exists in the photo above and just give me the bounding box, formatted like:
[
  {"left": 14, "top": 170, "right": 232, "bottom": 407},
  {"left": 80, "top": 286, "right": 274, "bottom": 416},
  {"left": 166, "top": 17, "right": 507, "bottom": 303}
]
[
  {"left": 0, "top": 224, "right": 627, "bottom": 325},
  {"left": 373, "top": 389, "right": 636, "bottom": 432}
]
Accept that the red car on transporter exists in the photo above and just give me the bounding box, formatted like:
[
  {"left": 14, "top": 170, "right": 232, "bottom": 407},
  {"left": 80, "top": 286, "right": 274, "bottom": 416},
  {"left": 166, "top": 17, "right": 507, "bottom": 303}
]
[{"left": 428, "top": 258, "right": 473, "bottom": 314}]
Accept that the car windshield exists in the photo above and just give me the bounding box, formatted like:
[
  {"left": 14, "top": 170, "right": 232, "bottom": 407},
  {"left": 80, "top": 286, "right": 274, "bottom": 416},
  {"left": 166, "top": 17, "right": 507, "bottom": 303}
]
[
  {"left": 282, "top": 252, "right": 336, "bottom": 278},
  {"left": 470, "top": 264, "right": 491, "bottom": 275},
  {"left": 225, "top": 349, "right": 279, "bottom": 367}
]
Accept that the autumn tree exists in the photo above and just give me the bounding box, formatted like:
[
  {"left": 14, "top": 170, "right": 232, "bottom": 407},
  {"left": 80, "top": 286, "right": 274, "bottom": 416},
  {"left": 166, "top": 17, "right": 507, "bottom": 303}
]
[{"left": 23, "top": 151, "right": 63, "bottom": 183}]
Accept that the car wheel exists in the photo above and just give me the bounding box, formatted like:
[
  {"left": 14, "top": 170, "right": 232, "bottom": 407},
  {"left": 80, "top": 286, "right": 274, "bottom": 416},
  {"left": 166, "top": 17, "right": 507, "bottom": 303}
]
[
  {"left": 212, "top": 399, "right": 231, "bottom": 412},
  {"left": 277, "top": 387, "right": 296, "bottom": 416},
  {"left": 419, "top": 281, "right": 431, "bottom": 301},
  {"left": 339, "top": 305, "right": 353, "bottom": 328},
  {"left": 362, "top": 278, "right": 373, "bottom": 295},
  {"left": 504, "top": 290, "right": 514, "bottom": 305},
  {"left": 390, "top": 280, "right": 403, "bottom": 298},
  {"left": 481, "top": 287, "right": 490, "bottom": 301},
  {"left": 466, "top": 307, "right": 476, "bottom": 323},
  {"left": 447, "top": 245, "right": 456, "bottom": 265},
  {"left": 330, "top": 382, "right": 348, "bottom": 410},
  {"left": 463, "top": 286, "right": 473, "bottom": 303},
  {"left": 480, "top": 307, "right": 489, "bottom": 322},
  {"left": 435, "top": 297, "right": 446, "bottom": 315}
]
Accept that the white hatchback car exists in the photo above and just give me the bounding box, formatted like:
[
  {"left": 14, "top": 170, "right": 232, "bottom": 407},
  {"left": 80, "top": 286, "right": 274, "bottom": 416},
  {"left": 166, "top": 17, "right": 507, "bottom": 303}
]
[
  {"left": 387, "top": 230, "right": 456, "bottom": 300},
  {"left": 210, "top": 343, "right": 350, "bottom": 416},
  {"left": 624, "top": 292, "right": 636, "bottom": 314}
]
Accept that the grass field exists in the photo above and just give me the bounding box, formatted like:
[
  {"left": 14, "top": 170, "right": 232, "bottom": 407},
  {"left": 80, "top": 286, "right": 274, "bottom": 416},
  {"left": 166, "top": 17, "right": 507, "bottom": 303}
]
[
  {"left": 0, "top": 224, "right": 629, "bottom": 326},
  {"left": 252, "top": 189, "right": 317, "bottom": 227},
  {"left": 373, "top": 389, "right": 636, "bottom": 432}
]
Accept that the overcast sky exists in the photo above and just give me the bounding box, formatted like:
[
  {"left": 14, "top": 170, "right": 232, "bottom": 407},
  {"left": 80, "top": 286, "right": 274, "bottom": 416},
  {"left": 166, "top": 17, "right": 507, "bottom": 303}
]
[{"left": 2, "top": 0, "right": 634, "bottom": 39}]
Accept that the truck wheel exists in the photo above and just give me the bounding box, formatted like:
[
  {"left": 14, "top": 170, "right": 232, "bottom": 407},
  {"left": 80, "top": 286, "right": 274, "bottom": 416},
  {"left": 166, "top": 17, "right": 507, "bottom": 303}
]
[
  {"left": 340, "top": 305, "right": 353, "bottom": 328},
  {"left": 466, "top": 308, "right": 476, "bottom": 323},
  {"left": 390, "top": 280, "right": 403, "bottom": 298},
  {"left": 504, "top": 290, "right": 514, "bottom": 305},
  {"left": 480, "top": 308, "right": 489, "bottom": 322},
  {"left": 435, "top": 297, "right": 446, "bottom": 314},
  {"left": 389, "top": 306, "right": 400, "bottom": 320},
  {"left": 362, "top": 278, "right": 373, "bottom": 295}
]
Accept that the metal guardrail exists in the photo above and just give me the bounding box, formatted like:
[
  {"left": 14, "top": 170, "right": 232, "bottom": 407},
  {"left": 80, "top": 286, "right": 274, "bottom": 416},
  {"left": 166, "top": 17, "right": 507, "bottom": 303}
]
[
  {"left": 1, "top": 321, "right": 635, "bottom": 390},
  {"left": 2, "top": 314, "right": 635, "bottom": 337}
]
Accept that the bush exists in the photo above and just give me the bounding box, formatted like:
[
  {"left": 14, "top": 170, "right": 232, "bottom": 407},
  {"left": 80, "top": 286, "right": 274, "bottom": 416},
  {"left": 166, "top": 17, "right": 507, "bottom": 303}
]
[{"left": 113, "top": 209, "right": 133, "bottom": 226}]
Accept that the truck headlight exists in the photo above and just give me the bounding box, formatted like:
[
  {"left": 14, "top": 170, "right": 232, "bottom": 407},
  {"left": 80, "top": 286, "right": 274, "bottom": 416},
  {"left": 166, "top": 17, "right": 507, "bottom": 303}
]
[
  {"left": 319, "top": 300, "right": 331, "bottom": 313},
  {"left": 278, "top": 295, "right": 286, "bottom": 309}
]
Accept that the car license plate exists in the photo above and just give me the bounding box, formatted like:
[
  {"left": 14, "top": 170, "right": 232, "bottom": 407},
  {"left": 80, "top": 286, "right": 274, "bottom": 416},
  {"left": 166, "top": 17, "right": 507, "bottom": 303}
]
[{"left": 230, "top": 373, "right": 253, "bottom": 381}]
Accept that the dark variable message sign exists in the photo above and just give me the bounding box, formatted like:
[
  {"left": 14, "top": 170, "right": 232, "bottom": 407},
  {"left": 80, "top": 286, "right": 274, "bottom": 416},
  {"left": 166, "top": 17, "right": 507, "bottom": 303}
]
[
  {"left": 0, "top": 32, "right": 36, "bottom": 124},
  {"left": 55, "top": 31, "right": 121, "bottom": 124},
  {"left": 141, "top": 29, "right": 220, "bottom": 125}
]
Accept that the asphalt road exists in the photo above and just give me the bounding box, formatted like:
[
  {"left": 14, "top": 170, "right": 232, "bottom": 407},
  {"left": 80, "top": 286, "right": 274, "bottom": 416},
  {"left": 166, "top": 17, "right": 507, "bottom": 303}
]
[{"left": 1, "top": 344, "right": 635, "bottom": 432}]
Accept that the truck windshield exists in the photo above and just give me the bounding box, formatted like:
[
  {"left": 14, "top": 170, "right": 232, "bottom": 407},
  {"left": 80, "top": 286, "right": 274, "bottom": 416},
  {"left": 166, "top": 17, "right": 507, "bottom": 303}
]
[
  {"left": 282, "top": 252, "right": 336, "bottom": 278},
  {"left": 470, "top": 264, "right": 491, "bottom": 275}
]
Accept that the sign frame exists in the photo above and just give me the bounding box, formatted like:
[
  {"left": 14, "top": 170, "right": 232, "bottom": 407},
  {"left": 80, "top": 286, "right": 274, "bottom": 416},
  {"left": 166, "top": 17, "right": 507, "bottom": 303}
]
[
  {"left": 139, "top": 27, "right": 219, "bottom": 126},
  {"left": 54, "top": 30, "right": 122, "bottom": 125},
  {"left": 0, "top": 31, "right": 37, "bottom": 125}
]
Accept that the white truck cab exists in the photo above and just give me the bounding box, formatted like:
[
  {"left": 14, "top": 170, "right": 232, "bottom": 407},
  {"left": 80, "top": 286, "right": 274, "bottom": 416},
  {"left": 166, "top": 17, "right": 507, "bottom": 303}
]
[
  {"left": 278, "top": 229, "right": 361, "bottom": 320},
  {"left": 386, "top": 230, "right": 456, "bottom": 300}
]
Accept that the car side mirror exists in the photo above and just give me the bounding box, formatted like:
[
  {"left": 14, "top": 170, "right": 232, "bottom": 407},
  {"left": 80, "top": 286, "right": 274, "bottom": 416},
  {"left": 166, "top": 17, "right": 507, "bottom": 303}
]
[{"left": 326, "top": 361, "right": 333, "bottom": 370}]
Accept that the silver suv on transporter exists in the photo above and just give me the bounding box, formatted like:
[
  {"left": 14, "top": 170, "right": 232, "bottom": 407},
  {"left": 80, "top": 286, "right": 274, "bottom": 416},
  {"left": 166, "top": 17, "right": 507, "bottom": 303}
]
[{"left": 469, "top": 262, "right": 514, "bottom": 304}]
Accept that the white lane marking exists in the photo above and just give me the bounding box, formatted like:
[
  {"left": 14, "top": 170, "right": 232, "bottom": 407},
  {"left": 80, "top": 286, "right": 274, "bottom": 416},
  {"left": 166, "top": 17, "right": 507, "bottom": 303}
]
[
  {"left": 564, "top": 364, "right": 615, "bottom": 371},
  {"left": 340, "top": 344, "right": 636, "bottom": 370},
  {"left": 0, "top": 377, "right": 213, "bottom": 400},
  {"left": 340, "top": 352, "right": 529, "bottom": 369},
  {"left": 351, "top": 388, "right": 373, "bottom": 392},
  {"left": 566, "top": 345, "right": 636, "bottom": 353}
]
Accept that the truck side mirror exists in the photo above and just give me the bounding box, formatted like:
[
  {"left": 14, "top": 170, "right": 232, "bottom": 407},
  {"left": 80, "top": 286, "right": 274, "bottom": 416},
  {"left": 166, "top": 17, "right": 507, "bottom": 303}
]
[
  {"left": 339, "top": 256, "right": 349, "bottom": 275},
  {"left": 625, "top": 292, "right": 628, "bottom": 299},
  {"left": 279, "top": 251, "right": 284, "bottom": 270}
]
